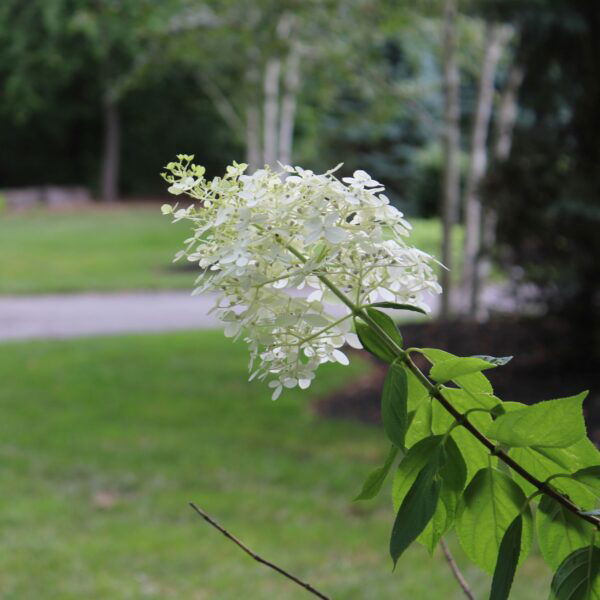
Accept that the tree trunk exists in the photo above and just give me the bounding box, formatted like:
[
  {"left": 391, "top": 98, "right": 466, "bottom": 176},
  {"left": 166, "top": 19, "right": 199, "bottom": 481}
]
[
  {"left": 473, "top": 59, "right": 523, "bottom": 315},
  {"left": 494, "top": 61, "right": 523, "bottom": 162},
  {"left": 439, "top": 0, "right": 461, "bottom": 319},
  {"left": 262, "top": 57, "right": 281, "bottom": 168},
  {"left": 462, "top": 23, "right": 512, "bottom": 316},
  {"left": 100, "top": 95, "right": 120, "bottom": 203},
  {"left": 262, "top": 14, "right": 295, "bottom": 169},
  {"left": 278, "top": 42, "right": 301, "bottom": 167},
  {"left": 245, "top": 103, "right": 262, "bottom": 172},
  {"left": 243, "top": 56, "right": 262, "bottom": 173}
]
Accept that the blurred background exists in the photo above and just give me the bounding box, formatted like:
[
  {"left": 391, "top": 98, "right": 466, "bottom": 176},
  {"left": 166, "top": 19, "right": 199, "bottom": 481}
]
[{"left": 0, "top": 0, "right": 598, "bottom": 598}]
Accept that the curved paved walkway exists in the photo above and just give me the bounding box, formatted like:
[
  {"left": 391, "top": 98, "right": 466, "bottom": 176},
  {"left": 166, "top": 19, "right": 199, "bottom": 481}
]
[
  {"left": 0, "top": 292, "right": 221, "bottom": 341},
  {"left": 0, "top": 285, "right": 522, "bottom": 341}
]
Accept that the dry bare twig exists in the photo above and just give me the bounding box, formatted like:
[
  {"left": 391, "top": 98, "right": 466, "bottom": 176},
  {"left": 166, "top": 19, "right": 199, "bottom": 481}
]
[
  {"left": 440, "top": 537, "right": 476, "bottom": 600},
  {"left": 189, "top": 502, "right": 331, "bottom": 600}
]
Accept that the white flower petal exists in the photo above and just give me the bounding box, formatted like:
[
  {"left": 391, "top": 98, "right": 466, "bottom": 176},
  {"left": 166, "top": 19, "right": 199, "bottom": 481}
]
[
  {"left": 345, "top": 332, "right": 363, "bottom": 349},
  {"left": 324, "top": 227, "right": 347, "bottom": 244},
  {"left": 332, "top": 349, "right": 350, "bottom": 365}
]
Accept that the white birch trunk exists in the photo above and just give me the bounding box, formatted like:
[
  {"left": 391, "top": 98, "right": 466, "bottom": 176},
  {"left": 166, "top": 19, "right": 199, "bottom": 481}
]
[
  {"left": 278, "top": 42, "right": 301, "bottom": 167},
  {"left": 262, "top": 57, "right": 281, "bottom": 168},
  {"left": 462, "top": 23, "right": 512, "bottom": 316},
  {"left": 439, "top": 0, "right": 461, "bottom": 319},
  {"left": 244, "top": 58, "right": 262, "bottom": 173},
  {"left": 473, "top": 58, "right": 524, "bottom": 314},
  {"left": 262, "top": 14, "right": 295, "bottom": 169},
  {"left": 245, "top": 103, "right": 262, "bottom": 173}
]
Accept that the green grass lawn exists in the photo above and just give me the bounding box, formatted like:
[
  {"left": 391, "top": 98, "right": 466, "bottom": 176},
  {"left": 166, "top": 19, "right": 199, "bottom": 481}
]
[
  {"left": 0, "top": 206, "right": 462, "bottom": 294},
  {"left": 0, "top": 330, "right": 549, "bottom": 599}
]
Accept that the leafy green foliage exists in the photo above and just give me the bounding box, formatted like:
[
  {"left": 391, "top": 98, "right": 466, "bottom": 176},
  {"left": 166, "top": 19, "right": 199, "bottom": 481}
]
[
  {"left": 570, "top": 466, "right": 600, "bottom": 508},
  {"left": 430, "top": 356, "right": 496, "bottom": 383},
  {"left": 417, "top": 436, "right": 467, "bottom": 553},
  {"left": 381, "top": 361, "right": 408, "bottom": 448},
  {"left": 405, "top": 386, "right": 496, "bottom": 481},
  {"left": 366, "top": 302, "right": 428, "bottom": 315},
  {"left": 509, "top": 441, "right": 600, "bottom": 502},
  {"left": 550, "top": 546, "right": 600, "bottom": 600},
  {"left": 392, "top": 436, "right": 444, "bottom": 510},
  {"left": 451, "top": 422, "right": 495, "bottom": 484},
  {"left": 487, "top": 392, "right": 588, "bottom": 448},
  {"left": 355, "top": 308, "right": 403, "bottom": 363},
  {"left": 419, "top": 348, "right": 495, "bottom": 398},
  {"left": 390, "top": 455, "right": 441, "bottom": 567},
  {"left": 456, "top": 467, "right": 532, "bottom": 574},
  {"left": 490, "top": 516, "right": 523, "bottom": 600},
  {"left": 355, "top": 445, "right": 399, "bottom": 501},
  {"left": 392, "top": 434, "right": 466, "bottom": 555},
  {"left": 329, "top": 312, "right": 600, "bottom": 596},
  {"left": 537, "top": 496, "right": 597, "bottom": 570},
  {"left": 353, "top": 291, "right": 598, "bottom": 598},
  {"left": 406, "top": 368, "right": 429, "bottom": 412}
]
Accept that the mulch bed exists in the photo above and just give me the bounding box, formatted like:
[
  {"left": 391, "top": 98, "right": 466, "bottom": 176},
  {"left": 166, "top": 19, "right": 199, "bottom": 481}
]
[{"left": 314, "top": 316, "right": 600, "bottom": 444}]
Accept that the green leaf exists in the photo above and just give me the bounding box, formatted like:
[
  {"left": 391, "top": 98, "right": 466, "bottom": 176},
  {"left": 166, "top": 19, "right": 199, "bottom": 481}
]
[
  {"left": 509, "top": 441, "right": 600, "bottom": 504},
  {"left": 540, "top": 441, "right": 600, "bottom": 472},
  {"left": 366, "top": 302, "right": 428, "bottom": 315},
  {"left": 355, "top": 445, "right": 399, "bottom": 501},
  {"left": 550, "top": 546, "right": 600, "bottom": 600},
  {"left": 406, "top": 368, "right": 428, "bottom": 412},
  {"left": 486, "top": 392, "right": 588, "bottom": 448},
  {"left": 410, "top": 386, "right": 492, "bottom": 442},
  {"left": 419, "top": 348, "right": 494, "bottom": 395},
  {"left": 406, "top": 385, "right": 496, "bottom": 481},
  {"left": 355, "top": 321, "right": 394, "bottom": 363},
  {"left": 490, "top": 401, "right": 527, "bottom": 419},
  {"left": 537, "top": 496, "right": 597, "bottom": 570},
  {"left": 405, "top": 401, "right": 433, "bottom": 449},
  {"left": 440, "top": 387, "right": 498, "bottom": 421},
  {"left": 390, "top": 457, "right": 441, "bottom": 566},
  {"left": 404, "top": 386, "right": 497, "bottom": 481},
  {"left": 490, "top": 516, "right": 522, "bottom": 600},
  {"left": 440, "top": 389, "right": 500, "bottom": 482},
  {"left": 417, "top": 436, "right": 467, "bottom": 553},
  {"left": 381, "top": 361, "right": 408, "bottom": 448},
  {"left": 392, "top": 436, "right": 443, "bottom": 510},
  {"left": 430, "top": 356, "right": 497, "bottom": 383},
  {"left": 457, "top": 467, "right": 532, "bottom": 574},
  {"left": 365, "top": 308, "right": 404, "bottom": 346},
  {"left": 440, "top": 435, "right": 467, "bottom": 492},
  {"left": 571, "top": 466, "right": 600, "bottom": 501},
  {"left": 452, "top": 423, "right": 496, "bottom": 483},
  {"left": 355, "top": 308, "right": 403, "bottom": 363}
]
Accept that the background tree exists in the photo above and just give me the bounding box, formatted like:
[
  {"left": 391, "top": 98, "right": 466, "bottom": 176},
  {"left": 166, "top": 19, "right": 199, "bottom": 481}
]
[
  {"left": 169, "top": 0, "right": 387, "bottom": 173},
  {"left": 0, "top": 0, "right": 80, "bottom": 121},
  {"left": 439, "top": 0, "right": 461, "bottom": 318},
  {"left": 68, "top": 0, "right": 177, "bottom": 202},
  {"left": 460, "top": 21, "right": 511, "bottom": 316},
  {"left": 488, "top": 0, "right": 600, "bottom": 353}
]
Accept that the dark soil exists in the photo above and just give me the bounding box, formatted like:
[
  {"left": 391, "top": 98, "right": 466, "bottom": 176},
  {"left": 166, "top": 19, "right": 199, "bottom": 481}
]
[{"left": 314, "top": 316, "right": 600, "bottom": 444}]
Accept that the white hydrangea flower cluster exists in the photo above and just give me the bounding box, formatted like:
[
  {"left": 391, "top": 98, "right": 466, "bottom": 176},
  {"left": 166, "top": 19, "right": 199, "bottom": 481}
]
[{"left": 162, "top": 155, "right": 441, "bottom": 399}]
